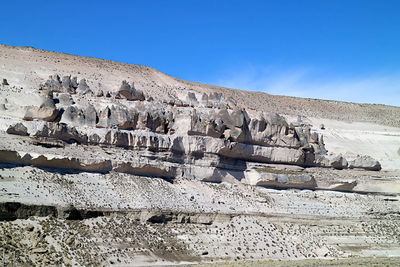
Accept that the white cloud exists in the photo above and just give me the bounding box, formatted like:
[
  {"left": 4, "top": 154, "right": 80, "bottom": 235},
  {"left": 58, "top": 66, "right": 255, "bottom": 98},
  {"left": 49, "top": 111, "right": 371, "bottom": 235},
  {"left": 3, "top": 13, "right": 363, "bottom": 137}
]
[{"left": 213, "top": 65, "right": 400, "bottom": 107}]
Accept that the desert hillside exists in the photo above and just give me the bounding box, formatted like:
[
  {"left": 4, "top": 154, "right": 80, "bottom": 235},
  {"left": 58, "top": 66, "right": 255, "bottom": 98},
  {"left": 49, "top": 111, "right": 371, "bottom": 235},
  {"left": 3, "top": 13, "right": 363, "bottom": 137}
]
[
  {"left": 1, "top": 44, "right": 399, "bottom": 126},
  {"left": 0, "top": 45, "right": 399, "bottom": 266}
]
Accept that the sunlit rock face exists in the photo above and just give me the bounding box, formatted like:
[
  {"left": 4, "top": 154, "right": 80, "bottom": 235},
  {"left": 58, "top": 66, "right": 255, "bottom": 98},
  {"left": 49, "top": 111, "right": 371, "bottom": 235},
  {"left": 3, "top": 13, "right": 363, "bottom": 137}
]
[{"left": 1, "top": 45, "right": 398, "bottom": 266}]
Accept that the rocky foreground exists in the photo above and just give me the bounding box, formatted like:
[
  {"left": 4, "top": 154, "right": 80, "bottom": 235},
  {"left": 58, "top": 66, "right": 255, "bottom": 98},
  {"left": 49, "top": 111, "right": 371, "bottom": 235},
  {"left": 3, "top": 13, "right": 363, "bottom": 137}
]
[{"left": 0, "top": 45, "right": 399, "bottom": 266}]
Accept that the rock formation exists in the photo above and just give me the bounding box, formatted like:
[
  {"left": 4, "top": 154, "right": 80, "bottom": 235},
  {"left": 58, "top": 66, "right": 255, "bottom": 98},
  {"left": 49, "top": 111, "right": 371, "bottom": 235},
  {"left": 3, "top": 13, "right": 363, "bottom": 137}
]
[{"left": 0, "top": 45, "right": 397, "bottom": 266}]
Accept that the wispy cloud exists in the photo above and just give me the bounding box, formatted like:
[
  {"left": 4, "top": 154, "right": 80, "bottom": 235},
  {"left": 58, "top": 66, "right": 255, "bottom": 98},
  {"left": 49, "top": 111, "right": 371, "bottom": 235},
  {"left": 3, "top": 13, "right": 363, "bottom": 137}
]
[{"left": 213, "top": 65, "right": 400, "bottom": 107}]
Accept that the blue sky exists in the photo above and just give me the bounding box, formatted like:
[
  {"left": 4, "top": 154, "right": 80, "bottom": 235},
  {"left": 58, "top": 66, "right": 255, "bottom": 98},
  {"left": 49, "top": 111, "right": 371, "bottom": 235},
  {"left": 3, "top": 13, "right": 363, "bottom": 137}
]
[{"left": 1, "top": 0, "right": 399, "bottom": 106}]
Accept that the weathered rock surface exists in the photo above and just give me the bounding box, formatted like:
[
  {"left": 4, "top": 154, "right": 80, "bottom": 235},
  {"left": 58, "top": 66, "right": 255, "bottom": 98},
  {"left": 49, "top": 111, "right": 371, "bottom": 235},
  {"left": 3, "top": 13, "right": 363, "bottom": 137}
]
[
  {"left": 115, "top": 80, "right": 145, "bottom": 101},
  {"left": 348, "top": 155, "right": 382, "bottom": 171},
  {"left": 0, "top": 150, "right": 112, "bottom": 173},
  {"left": 23, "top": 94, "right": 59, "bottom": 122},
  {"left": 329, "top": 154, "right": 348, "bottom": 169},
  {"left": 0, "top": 45, "right": 396, "bottom": 266},
  {"left": 6, "top": 123, "right": 28, "bottom": 136},
  {"left": 243, "top": 170, "right": 317, "bottom": 189}
]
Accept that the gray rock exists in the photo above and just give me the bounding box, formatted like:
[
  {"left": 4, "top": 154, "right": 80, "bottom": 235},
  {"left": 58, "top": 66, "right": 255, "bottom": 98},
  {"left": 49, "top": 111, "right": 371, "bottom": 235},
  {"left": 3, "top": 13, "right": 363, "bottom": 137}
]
[
  {"left": 244, "top": 170, "right": 317, "bottom": 190},
  {"left": 348, "top": 155, "right": 381, "bottom": 171},
  {"left": 71, "top": 76, "right": 78, "bottom": 88},
  {"left": 60, "top": 104, "right": 96, "bottom": 127},
  {"left": 84, "top": 105, "right": 98, "bottom": 127},
  {"left": 76, "top": 79, "right": 92, "bottom": 95},
  {"left": 31, "top": 248, "right": 47, "bottom": 254},
  {"left": 57, "top": 93, "right": 74, "bottom": 105},
  {"left": 61, "top": 76, "right": 71, "bottom": 89},
  {"left": 24, "top": 95, "right": 59, "bottom": 122},
  {"left": 97, "top": 106, "right": 137, "bottom": 129},
  {"left": 330, "top": 154, "right": 348, "bottom": 169},
  {"left": 60, "top": 106, "right": 85, "bottom": 126},
  {"left": 34, "top": 123, "right": 88, "bottom": 144},
  {"left": 61, "top": 75, "right": 76, "bottom": 94},
  {"left": 115, "top": 81, "right": 145, "bottom": 101},
  {"left": 88, "top": 133, "right": 101, "bottom": 144},
  {"left": 6, "top": 123, "right": 28, "bottom": 136},
  {"left": 186, "top": 92, "right": 199, "bottom": 106},
  {"left": 44, "top": 75, "right": 63, "bottom": 92},
  {"left": 96, "top": 90, "right": 104, "bottom": 97}
]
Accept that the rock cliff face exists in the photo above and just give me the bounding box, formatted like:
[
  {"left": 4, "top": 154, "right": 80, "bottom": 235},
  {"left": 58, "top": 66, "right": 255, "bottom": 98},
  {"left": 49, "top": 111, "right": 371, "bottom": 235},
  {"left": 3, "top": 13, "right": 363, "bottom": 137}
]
[
  {"left": 0, "top": 45, "right": 399, "bottom": 266},
  {"left": 0, "top": 73, "right": 381, "bottom": 186}
]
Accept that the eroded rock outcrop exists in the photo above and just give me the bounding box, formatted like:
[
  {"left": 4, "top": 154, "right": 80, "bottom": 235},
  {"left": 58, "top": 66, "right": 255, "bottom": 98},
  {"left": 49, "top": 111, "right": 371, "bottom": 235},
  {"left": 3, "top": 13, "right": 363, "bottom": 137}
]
[
  {"left": 349, "top": 155, "right": 381, "bottom": 171},
  {"left": 23, "top": 93, "right": 59, "bottom": 122},
  {"left": 6, "top": 123, "right": 28, "bottom": 136},
  {"left": 34, "top": 123, "right": 88, "bottom": 144},
  {"left": 116, "top": 81, "right": 145, "bottom": 101},
  {"left": 243, "top": 170, "right": 317, "bottom": 189},
  {"left": 4, "top": 74, "right": 383, "bottom": 189},
  {"left": 0, "top": 150, "right": 112, "bottom": 173}
]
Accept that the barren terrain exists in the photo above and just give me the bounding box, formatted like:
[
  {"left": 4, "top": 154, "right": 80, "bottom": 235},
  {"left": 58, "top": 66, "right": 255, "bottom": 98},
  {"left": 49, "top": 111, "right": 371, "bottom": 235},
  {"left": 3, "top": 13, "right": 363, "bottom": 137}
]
[{"left": 0, "top": 45, "right": 399, "bottom": 266}]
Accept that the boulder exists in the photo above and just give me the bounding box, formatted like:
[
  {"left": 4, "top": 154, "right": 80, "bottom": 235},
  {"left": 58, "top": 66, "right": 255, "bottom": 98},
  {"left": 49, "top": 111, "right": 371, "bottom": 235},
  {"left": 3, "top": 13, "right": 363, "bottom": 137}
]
[
  {"left": 208, "top": 92, "right": 226, "bottom": 108},
  {"left": 226, "top": 97, "right": 237, "bottom": 109},
  {"left": 43, "top": 75, "right": 63, "bottom": 92},
  {"left": 243, "top": 170, "right": 317, "bottom": 190},
  {"left": 115, "top": 81, "right": 145, "bottom": 101},
  {"left": 6, "top": 123, "right": 28, "bottom": 136},
  {"left": 24, "top": 96, "right": 59, "bottom": 122},
  {"left": 97, "top": 106, "right": 137, "bottom": 129},
  {"left": 84, "top": 105, "right": 98, "bottom": 127},
  {"left": 23, "top": 107, "right": 58, "bottom": 121},
  {"left": 2, "top": 79, "right": 9, "bottom": 85},
  {"left": 186, "top": 92, "right": 199, "bottom": 106},
  {"left": 60, "top": 106, "right": 85, "bottom": 126},
  {"left": 57, "top": 93, "right": 74, "bottom": 105},
  {"left": 71, "top": 77, "right": 79, "bottom": 88},
  {"left": 200, "top": 93, "right": 209, "bottom": 107},
  {"left": 34, "top": 123, "right": 88, "bottom": 144},
  {"left": 88, "top": 133, "right": 101, "bottom": 144},
  {"left": 348, "top": 155, "right": 381, "bottom": 171},
  {"left": 96, "top": 90, "right": 104, "bottom": 97},
  {"left": 61, "top": 75, "right": 71, "bottom": 88},
  {"left": 76, "top": 79, "right": 92, "bottom": 95},
  {"left": 329, "top": 154, "right": 348, "bottom": 169},
  {"left": 61, "top": 75, "right": 76, "bottom": 94}
]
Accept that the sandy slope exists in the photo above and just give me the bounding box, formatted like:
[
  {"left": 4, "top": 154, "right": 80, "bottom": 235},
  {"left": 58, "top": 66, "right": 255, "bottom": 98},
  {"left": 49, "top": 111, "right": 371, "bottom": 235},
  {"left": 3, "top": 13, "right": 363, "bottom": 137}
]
[
  {"left": 0, "top": 44, "right": 399, "bottom": 126},
  {"left": 309, "top": 118, "right": 400, "bottom": 170}
]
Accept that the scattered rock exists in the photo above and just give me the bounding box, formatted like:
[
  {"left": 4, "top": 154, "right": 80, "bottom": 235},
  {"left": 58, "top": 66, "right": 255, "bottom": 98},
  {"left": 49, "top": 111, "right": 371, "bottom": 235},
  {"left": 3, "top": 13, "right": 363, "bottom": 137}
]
[
  {"left": 31, "top": 247, "right": 47, "bottom": 254},
  {"left": 348, "top": 155, "right": 381, "bottom": 171},
  {"left": 25, "top": 224, "right": 35, "bottom": 231},
  {"left": 66, "top": 236, "right": 75, "bottom": 245},
  {"left": 330, "top": 154, "right": 348, "bottom": 169},
  {"left": 6, "top": 123, "right": 28, "bottom": 136},
  {"left": 76, "top": 79, "right": 92, "bottom": 95},
  {"left": 24, "top": 95, "right": 59, "bottom": 122},
  {"left": 96, "top": 90, "right": 104, "bottom": 97}
]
